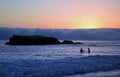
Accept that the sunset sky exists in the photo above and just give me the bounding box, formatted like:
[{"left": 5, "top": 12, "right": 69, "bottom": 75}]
[{"left": 0, "top": 0, "right": 120, "bottom": 29}]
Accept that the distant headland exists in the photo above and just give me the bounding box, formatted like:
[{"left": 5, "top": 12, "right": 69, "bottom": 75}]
[{"left": 6, "top": 35, "right": 82, "bottom": 45}]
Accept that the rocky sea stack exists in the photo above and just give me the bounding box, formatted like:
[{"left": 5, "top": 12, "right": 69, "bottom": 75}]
[{"left": 6, "top": 35, "right": 82, "bottom": 45}]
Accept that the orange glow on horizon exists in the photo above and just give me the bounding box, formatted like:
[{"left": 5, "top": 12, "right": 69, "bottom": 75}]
[
  {"left": 0, "top": 13, "right": 120, "bottom": 29},
  {"left": 70, "top": 16, "right": 103, "bottom": 29},
  {"left": 0, "top": 0, "right": 120, "bottom": 29}
]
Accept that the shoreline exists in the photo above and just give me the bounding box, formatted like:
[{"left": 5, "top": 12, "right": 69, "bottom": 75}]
[{"left": 63, "top": 70, "right": 120, "bottom": 77}]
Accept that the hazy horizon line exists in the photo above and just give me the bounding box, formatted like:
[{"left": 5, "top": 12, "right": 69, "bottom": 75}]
[{"left": 0, "top": 27, "right": 120, "bottom": 30}]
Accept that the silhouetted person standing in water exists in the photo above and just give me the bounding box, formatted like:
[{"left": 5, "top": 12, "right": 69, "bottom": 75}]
[
  {"left": 80, "top": 48, "right": 84, "bottom": 53},
  {"left": 88, "top": 48, "right": 90, "bottom": 53}
]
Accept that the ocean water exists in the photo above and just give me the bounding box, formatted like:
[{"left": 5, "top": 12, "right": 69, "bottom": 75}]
[
  {"left": 0, "top": 40, "right": 120, "bottom": 60},
  {"left": 0, "top": 40, "right": 120, "bottom": 77}
]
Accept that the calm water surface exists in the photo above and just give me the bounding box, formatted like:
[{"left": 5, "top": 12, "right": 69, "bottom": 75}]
[{"left": 0, "top": 40, "right": 120, "bottom": 60}]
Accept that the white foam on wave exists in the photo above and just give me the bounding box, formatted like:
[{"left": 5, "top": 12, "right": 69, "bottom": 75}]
[{"left": 0, "top": 55, "right": 120, "bottom": 77}]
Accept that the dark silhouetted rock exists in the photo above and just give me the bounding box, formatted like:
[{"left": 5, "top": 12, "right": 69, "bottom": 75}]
[
  {"left": 62, "top": 40, "right": 74, "bottom": 44},
  {"left": 62, "top": 40, "right": 82, "bottom": 44},
  {"left": 6, "top": 35, "right": 61, "bottom": 45},
  {"left": 6, "top": 35, "right": 82, "bottom": 45},
  {"left": 74, "top": 42, "right": 82, "bottom": 44}
]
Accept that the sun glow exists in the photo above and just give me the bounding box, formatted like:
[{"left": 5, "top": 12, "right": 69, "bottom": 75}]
[
  {"left": 72, "top": 17, "right": 102, "bottom": 29},
  {"left": 79, "top": 20, "right": 100, "bottom": 29}
]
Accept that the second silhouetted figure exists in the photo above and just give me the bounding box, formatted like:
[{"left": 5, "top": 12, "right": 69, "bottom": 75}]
[{"left": 88, "top": 48, "right": 90, "bottom": 53}]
